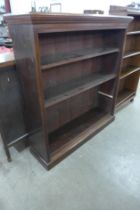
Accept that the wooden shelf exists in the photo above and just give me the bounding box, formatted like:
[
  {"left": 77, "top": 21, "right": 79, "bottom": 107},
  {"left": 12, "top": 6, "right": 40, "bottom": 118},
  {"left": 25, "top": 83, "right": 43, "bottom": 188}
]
[
  {"left": 127, "top": 31, "right": 140, "bottom": 35},
  {"left": 116, "top": 89, "right": 135, "bottom": 107},
  {"left": 49, "top": 108, "right": 111, "bottom": 154},
  {"left": 41, "top": 48, "right": 119, "bottom": 70},
  {"left": 45, "top": 73, "right": 116, "bottom": 108},
  {"left": 120, "top": 65, "right": 140, "bottom": 79},
  {"left": 123, "top": 50, "right": 140, "bottom": 59}
]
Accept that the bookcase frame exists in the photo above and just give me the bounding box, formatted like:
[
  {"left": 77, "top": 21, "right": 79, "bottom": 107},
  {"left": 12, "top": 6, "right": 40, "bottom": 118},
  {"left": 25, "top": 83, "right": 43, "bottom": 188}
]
[{"left": 5, "top": 13, "right": 132, "bottom": 169}]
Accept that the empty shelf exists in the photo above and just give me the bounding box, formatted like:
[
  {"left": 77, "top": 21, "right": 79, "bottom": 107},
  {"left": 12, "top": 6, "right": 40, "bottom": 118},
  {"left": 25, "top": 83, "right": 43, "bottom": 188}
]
[
  {"left": 49, "top": 108, "right": 112, "bottom": 155},
  {"left": 41, "top": 48, "right": 119, "bottom": 70},
  {"left": 116, "top": 89, "right": 135, "bottom": 106},
  {"left": 120, "top": 65, "right": 140, "bottom": 79},
  {"left": 45, "top": 73, "right": 116, "bottom": 108}
]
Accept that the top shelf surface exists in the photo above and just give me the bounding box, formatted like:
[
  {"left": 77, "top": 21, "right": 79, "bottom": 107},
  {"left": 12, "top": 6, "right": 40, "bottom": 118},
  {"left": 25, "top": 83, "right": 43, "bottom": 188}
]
[
  {"left": 5, "top": 12, "right": 133, "bottom": 26},
  {"left": 41, "top": 48, "right": 119, "bottom": 70}
]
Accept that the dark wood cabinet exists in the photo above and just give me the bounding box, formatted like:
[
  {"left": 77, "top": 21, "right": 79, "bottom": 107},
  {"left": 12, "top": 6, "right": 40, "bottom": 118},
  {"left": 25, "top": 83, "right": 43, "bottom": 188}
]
[
  {"left": 5, "top": 13, "right": 132, "bottom": 169},
  {"left": 110, "top": 6, "right": 140, "bottom": 110},
  {"left": 0, "top": 53, "right": 26, "bottom": 161}
]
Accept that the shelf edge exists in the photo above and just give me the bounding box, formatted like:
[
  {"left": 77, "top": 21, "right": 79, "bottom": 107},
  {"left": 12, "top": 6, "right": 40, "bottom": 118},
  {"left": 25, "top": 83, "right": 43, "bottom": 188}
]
[{"left": 123, "top": 51, "right": 140, "bottom": 59}]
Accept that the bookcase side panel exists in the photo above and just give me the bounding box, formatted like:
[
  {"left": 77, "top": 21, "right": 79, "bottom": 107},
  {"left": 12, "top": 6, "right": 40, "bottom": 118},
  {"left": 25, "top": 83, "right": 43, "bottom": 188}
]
[{"left": 9, "top": 24, "right": 49, "bottom": 161}]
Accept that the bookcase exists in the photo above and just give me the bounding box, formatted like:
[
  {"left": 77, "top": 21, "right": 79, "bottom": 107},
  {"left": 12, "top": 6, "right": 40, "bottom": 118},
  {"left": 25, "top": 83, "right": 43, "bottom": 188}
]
[
  {"left": 5, "top": 13, "right": 132, "bottom": 169},
  {"left": 110, "top": 6, "right": 140, "bottom": 110}
]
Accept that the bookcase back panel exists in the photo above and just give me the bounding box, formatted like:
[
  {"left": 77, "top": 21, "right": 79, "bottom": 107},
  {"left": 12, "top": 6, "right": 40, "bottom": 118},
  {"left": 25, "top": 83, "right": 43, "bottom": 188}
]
[
  {"left": 43, "top": 58, "right": 100, "bottom": 99},
  {"left": 48, "top": 80, "right": 114, "bottom": 153},
  {"left": 124, "top": 36, "right": 136, "bottom": 53},
  {"left": 119, "top": 71, "right": 140, "bottom": 92},
  {"left": 40, "top": 31, "right": 102, "bottom": 63},
  {"left": 132, "top": 35, "right": 140, "bottom": 51},
  {"left": 39, "top": 30, "right": 121, "bottom": 66},
  {"left": 48, "top": 107, "right": 106, "bottom": 154},
  {"left": 122, "top": 55, "right": 140, "bottom": 70},
  {"left": 102, "top": 30, "right": 124, "bottom": 48},
  {"left": 124, "top": 35, "right": 140, "bottom": 54},
  {"left": 131, "top": 55, "right": 140, "bottom": 66},
  {"left": 124, "top": 71, "right": 140, "bottom": 91},
  {"left": 128, "top": 16, "right": 140, "bottom": 31},
  {"left": 98, "top": 79, "right": 115, "bottom": 112},
  {"left": 99, "top": 79, "right": 115, "bottom": 96},
  {"left": 46, "top": 79, "right": 114, "bottom": 133},
  {"left": 46, "top": 88, "right": 98, "bottom": 132},
  {"left": 101, "top": 54, "right": 118, "bottom": 74},
  {"left": 42, "top": 54, "right": 117, "bottom": 100}
]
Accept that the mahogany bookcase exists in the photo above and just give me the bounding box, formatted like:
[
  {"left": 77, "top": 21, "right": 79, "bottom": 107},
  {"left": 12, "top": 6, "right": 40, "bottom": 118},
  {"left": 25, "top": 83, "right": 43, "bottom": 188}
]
[
  {"left": 110, "top": 5, "right": 140, "bottom": 110},
  {"left": 5, "top": 13, "right": 132, "bottom": 169}
]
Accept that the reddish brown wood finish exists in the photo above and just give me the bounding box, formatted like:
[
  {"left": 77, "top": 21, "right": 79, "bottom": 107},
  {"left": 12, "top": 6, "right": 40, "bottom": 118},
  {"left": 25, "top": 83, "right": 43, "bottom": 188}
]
[
  {"left": 110, "top": 6, "right": 140, "bottom": 110},
  {"left": 5, "top": 13, "right": 132, "bottom": 169}
]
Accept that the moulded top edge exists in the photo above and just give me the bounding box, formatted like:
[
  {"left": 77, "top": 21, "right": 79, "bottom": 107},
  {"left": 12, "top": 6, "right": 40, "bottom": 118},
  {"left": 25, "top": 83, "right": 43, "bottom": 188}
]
[{"left": 4, "top": 12, "right": 133, "bottom": 25}]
